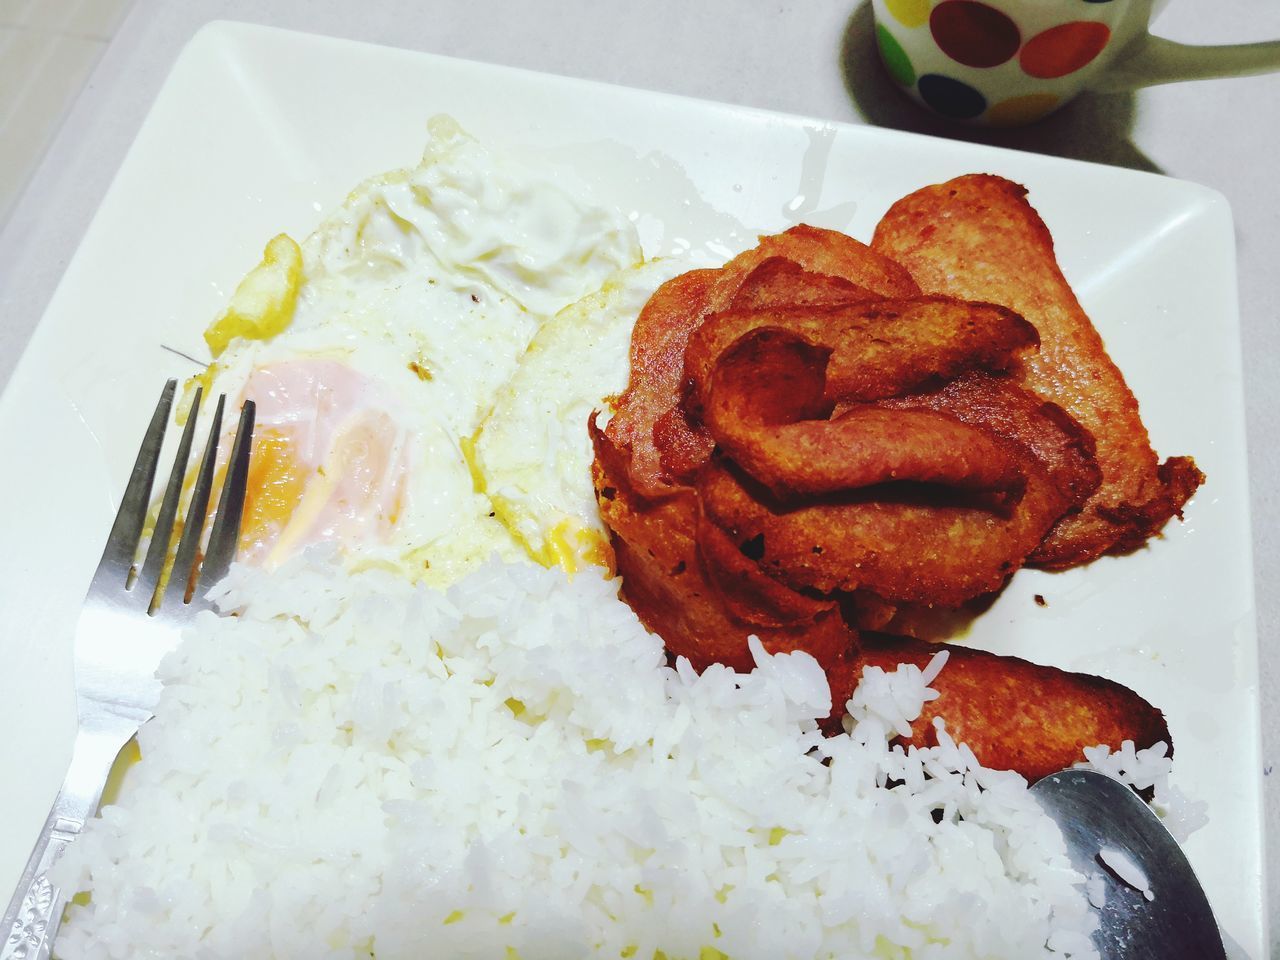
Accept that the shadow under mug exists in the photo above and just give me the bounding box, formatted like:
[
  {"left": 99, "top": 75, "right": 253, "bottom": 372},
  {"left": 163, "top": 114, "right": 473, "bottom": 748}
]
[{"left": 872, "top": 0, "right": 1280, "bottom": 125}]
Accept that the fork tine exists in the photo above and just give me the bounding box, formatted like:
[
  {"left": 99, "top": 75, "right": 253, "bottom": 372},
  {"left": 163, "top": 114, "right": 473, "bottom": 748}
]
[
  {"left": 162, "top": 394, "right": 224, "bottom": 609},
  {"left": 96, "top": 380, "right": 177, "bottom": 582},
  {"left": 136, "top": 386, "right": 203, "bottom": 606},
  {"left": 199, "top": 399, "right": 255, "bottom": 593}
]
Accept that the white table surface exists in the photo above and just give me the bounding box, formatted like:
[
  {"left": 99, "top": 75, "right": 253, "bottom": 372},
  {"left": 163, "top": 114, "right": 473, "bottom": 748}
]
[{"left": 0, "top": 0, "right": 1276, "bottom": 950}]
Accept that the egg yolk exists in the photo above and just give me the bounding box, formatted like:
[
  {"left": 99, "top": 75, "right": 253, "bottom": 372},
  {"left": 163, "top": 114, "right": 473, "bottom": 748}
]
[
  {"left": 239, "top": 428, "right": 308, "bottom": 558},
  {"left": 230, "top": 359, "right": 410, "bottom": 567}
]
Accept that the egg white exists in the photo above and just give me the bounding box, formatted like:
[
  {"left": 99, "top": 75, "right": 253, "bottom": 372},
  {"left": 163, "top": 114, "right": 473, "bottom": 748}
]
[{"left": 472, "top": 257, "right": 695, "bottom": 571}]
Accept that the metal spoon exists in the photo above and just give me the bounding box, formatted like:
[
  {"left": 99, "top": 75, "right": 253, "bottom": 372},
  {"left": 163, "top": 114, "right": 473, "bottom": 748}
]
[{"left": 1030, "top": 769, "right": 1226, "bottom": 960}]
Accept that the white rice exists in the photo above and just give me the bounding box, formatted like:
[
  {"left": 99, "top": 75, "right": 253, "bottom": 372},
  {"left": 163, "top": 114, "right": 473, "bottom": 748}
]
[
  {"left": 1076, "top": 741, "right": 1208, "bottom": 844},
  {"left": 1096, "top": 849, "right": 1153, "bottom": 902},
  {"left": 54, "top": 549, "right": 1100, "bottom": 959},
  {"left": 1084, "top": 873, "right": 1107, "bottom": 910}
]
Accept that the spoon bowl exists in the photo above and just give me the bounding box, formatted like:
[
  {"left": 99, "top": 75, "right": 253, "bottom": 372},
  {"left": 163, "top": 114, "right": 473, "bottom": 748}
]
[{"left": 1030, "top": 769, "right": 1226, "bottom": 960}]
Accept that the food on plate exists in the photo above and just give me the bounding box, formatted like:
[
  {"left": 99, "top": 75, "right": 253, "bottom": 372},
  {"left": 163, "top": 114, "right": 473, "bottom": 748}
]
[
  {"left": 860, "top": 634, "right": 1170, "bottom": 783},
  {"left": 594, "top": 200, "right": 1191, "bottom": 778},
  {"left": 595, "top": 409, "right": 1163, "bottom": 781},
  {"left": 604, "top": 225, "right": 919, "bottom": 496},
  {"left": 591, "top": 416, "right": 859, "bottom": 693},
  {"left": 471, "top": 257, "right": 693, "bottom": 571},
  {"left": 683, "top": 296, "right": 1039, "bottom": 423},
  {"left": 871, "top": 174, "right": 1204, "bottom": 568},
  {"left": 53, "top": 557, "right": 1101, "bottom": 959},
  {"left": 53, "top": 121, "right": 1204, "bottom": 959},
  {"left": 692, "top": 370, "right": 1103, "bottom": 608},
  {"left": 203, "top": 233, "right": 304, "bottom": 358},
  {"left": 178, "top": 116, "right": 647, "bottom": 583}
]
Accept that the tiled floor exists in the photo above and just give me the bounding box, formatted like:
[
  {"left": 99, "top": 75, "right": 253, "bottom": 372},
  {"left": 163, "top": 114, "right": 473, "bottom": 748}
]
[{"left": 0, "top": 0, "right": 133, "bottom": 224}]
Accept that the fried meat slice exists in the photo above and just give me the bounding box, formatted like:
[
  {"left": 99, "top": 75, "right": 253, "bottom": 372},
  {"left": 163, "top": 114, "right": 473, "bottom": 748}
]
[
  {"left": 871, "top": 174, "right": 1203, "bottom": 567},
  {"left": 590, "top": 415, "right": 858, "bottom": 698},
  {"left": 696, "top": 512, "right": 836, "bottom": 629},
  {"left": 699, "top": 328, "right": 1027, "bottom": 505},
  {"left": 722, "top": 401, "right": 1028, "bottom": 505},
  {"left": 685, "top": 296, "right": 1038, "bottom": 414},
  {"left": 605, "top": 227, "right": 919, "bottom": 494},
  {"left": 603, "top": 268, "right": 720, "bottom": 498},
  {"left": 880, "top": 372, "right": 1102, "bottom": 512},
  {"left": 697, "top": 372, "right": 1097, "bottom": 607},
  {"left": 735, "top": 225, "right": 920, "bottom": 300},
  {"left": 698, "top": 454, "right": 1070, "bottom": 607},
  {"left": 728, "top": 256, "right": 879, "bottom": 310},
  {"left": 861, "top": 633, "right": 1171, "bottom": 783}
]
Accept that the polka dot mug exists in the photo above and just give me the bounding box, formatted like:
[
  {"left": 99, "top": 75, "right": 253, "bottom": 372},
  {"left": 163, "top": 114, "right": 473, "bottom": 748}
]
[{"left": 872, "top": 0, "right": 1280, "bottom": 125}]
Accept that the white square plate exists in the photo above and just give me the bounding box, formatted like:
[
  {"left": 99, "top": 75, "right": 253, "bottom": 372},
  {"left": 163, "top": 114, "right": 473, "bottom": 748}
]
[{"left": 0, "top": 20, "right": 1262, "bottom": 956}]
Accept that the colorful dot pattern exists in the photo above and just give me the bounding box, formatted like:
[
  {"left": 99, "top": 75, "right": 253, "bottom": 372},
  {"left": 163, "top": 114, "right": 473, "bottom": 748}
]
[
  {"left": 885, "top": 0, "right": 931, "bottom": 28},
  {"left": 1020, "top": 20, "right": 1112, "bottom": 78},
  {"left": 877, "top": 0, "right": 1115, "bottom": 123},
  {"left": 876, "top": 24, "right": 918, "bottom": 86},
  {"left": 930, "top": 2, "right": 1021, "bottom": 68}
]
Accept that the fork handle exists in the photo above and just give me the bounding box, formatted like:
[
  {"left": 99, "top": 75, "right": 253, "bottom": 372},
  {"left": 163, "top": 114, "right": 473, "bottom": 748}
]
[{"left": 2, "top": 727, "right": 131, "bottom": 960}]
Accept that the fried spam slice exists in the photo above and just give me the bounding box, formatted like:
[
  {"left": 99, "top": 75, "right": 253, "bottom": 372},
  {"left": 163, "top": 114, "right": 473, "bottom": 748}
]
[
  {"left": 590, "top": 415, "right": 857, "bottom": 685},
  {"left": 697, "top": 371, "right": 1096, "bottom": 607},
  {"left": 604, "top": 268, "right": 720, "bottom": 498},
  {"left": 880, "top": 372, "right": 1102, "bottom": 513},
  {"left": 700, "top": 329, "right": 1027, "bottom": 505},
  {"left": 731, "top": 225, "right": 920, "bottom": 301},
  {"left": 728, "top": 256, "right": 879, "bottom": 310},
  {"left": 696, "top": 511, "right": 837, "bottom": 629},
  {"left": 871, "top": 174, "right": 1203, "bottom": 568},
  {"left": 605, "top": 227, "right": 920, "bottom": 494},
  {"left": 698, "top": 454, "right": 1070, "bottom": 607},
  {"left": 721, "top": 399, "right": 1027, "bottom": 504},
  {"left": 685, "top": 296, "right": 1038, "bottom": 415},
  {"left": 860, "top": 633, "right": 1171, "bottom": 783}
]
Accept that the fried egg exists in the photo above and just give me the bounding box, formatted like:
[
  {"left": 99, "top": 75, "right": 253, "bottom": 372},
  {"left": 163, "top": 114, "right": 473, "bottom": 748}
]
[
  {"left": 470, "top": 257, "right": 693, "bottom": 572},
  {"left": 190, "top": 117, "right": 644, "bottom": 584}
]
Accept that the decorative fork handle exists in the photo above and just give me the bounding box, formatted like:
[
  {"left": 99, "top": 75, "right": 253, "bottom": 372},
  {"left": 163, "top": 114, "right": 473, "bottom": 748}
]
[{"left": 2, "top": 727, "right": 132, "bottom": 960}]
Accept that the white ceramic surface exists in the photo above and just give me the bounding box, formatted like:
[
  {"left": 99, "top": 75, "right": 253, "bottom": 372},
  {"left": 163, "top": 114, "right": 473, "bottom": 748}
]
[{"left": 0, "top": 21, "right": 1262, "bottom": 956}]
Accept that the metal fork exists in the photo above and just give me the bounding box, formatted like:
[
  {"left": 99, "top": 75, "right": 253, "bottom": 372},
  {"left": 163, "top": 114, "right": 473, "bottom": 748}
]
[{"left": 1, "top": 380, "right": 255, "bottom": 960}]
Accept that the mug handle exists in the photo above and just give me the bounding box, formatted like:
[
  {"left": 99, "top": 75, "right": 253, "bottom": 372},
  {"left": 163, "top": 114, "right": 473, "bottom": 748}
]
[{"left": 1091, "top": 34, "right": 1280, "bottom": 93}]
